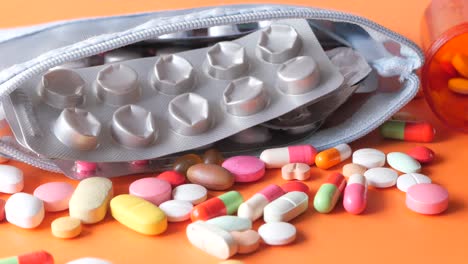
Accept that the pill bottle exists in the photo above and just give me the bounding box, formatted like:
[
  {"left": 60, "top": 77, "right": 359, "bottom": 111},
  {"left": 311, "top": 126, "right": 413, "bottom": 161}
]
[{"left": 421, "top": 0, "right": 468, "bottom": 132}]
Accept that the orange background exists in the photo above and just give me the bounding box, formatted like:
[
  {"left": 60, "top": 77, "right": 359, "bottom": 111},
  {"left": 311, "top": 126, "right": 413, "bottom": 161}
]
[{"left": 1, "top": 0, "right": 468, "bottom": 263}]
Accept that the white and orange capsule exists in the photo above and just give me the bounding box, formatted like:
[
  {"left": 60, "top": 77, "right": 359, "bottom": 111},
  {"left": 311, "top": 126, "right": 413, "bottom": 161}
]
[
  {"left": 343, "top": 174, "right": 367, "bottom": 215},
  {"left": 315, "top": 143, "right": 352, "bottom": 169}
]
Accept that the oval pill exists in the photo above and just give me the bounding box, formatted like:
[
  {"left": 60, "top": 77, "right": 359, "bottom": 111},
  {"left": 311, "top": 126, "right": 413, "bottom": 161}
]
[
  {"left": 191, "top": 191, "right": 243, "bottom": 221},
  {"left": 263, "top": 191, "right": 308, "bottom": 222},
  {"left": 33, "top": 182, "right": 74, "bottom": 212},
  {"left": 364, "top": 167, "right": 398, "bottom": 188},
  {"left": 207, "top": 215, "right": 252, "bottom": 232},
  {"left": 187, "top": 164, "right": 234, "bottom": 191},
  {"left": 69, "top": 177, "right": 113, "bottom": 224},
  {"left": 5, "top": 192, "right": 45, "bottom": 229},
  {"left": 406, "top": 146, "right": 435, "bottom": 164},
  {"left": 448, "top": 77, "right": 468, "bottom": 94},
  {"left": 186, "top": 221, "right": 238, "bottom": 260},
  {"left": 129, "top": 177, "right": 171, "bottom": 206},
  {"left": 0, "top": 165, "right": 24, "bottom": 194},
  {"left": 110, "top": 194, "right": 167, "bottom": 235},
  {"left": 315, "top": 143, "right": 352, "bottom": 169},
  {"left": 66, "top": 258, "right": 113, "bottom": 264},
  {"left": 406, "top": 183, "right": 449, "bottom": 215},
  {"left": 173, "top": 154, "right": 203, "bottom": 175},
  {"left": 342, "top": 163, "right": 367, "bottom": 178},
  {"left": 281, "top": 181, "right": 310, "bottom": 195},
  {"left": 387, "top": 152, "right": 421, "bottom": 173},
  {"left": 51, "top": 216, "right": 82, "bottom": 239},
  {"left": 222, "top": 156, "right": 265, "bottom": 183},
  {"left": 313, "top": 172, "right": 346, "bottom": 213},
  {"left": 259, "top": 145, "right": 317, "bottom": 168},
  {"left": 258, "top": 222, "right": 296, "bottom": 246},
  {"left": 156, "top": 170, "right": 186, "bottom": 187},
  {"left": 397, "top": 173, "right": 432, "bottom": 192},
  {"left": 352, "top": 148, "right": 386, "bottom": 169},
  {"left": 451, "top": 53, "right": 468, "bottom": 78},
  {"left": 203, "top": 149, "right": 224, "bottom": 165},
  {"left": 230, "top": 230, "right": 260, "bottom": 254},
  {"left": 237, "top": 184, "right": 285, "bottom": 221},
  {"left": 159, "top": 200, "right": 193, "bottom": 222},
  {"left": 172, "top": 184, "right": 207, "bottom": 205},
  {"left": 343, "top": 174, "right": 367, "bottom": 214},
  {"left": 281, "top": 163, "right": 311, "bottom": 181}
]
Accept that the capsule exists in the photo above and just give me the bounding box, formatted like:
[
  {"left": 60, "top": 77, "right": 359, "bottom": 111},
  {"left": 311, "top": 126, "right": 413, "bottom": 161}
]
[
  {"left": 343, "top": 174, "right": 367, "bottom": 214},
  {"left": 0, "top": 251, "right": 54, "bottom": 264},
  {"left": 380, "top": 120, "right": 435, "bottom": 143},
  {"left": 191, "top": 191, "right": 243, "bottom": 221},
  {"left": 237, "top": 184, "right": 285, "bottom": 221},
  {"left": 313, "top": 172, "right": 346, "bottom": 213},
  {"left": 259, "top": 145, "right": 317, "bottom": 168},
  {"left": 315, "top": 143, "right": 352, "bottom": 169}
]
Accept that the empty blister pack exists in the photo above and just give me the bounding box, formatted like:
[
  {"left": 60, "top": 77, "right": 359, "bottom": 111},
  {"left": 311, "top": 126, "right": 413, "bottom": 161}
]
[{"left": 4, "top": 19, "right": 344, "bottom": 162}]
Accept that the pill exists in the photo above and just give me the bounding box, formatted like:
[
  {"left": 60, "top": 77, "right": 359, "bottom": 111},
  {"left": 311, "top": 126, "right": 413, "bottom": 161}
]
[
  {"left": 397, "top": 173, "right": 432, "bottom": 192},
  {"left": 451, "top": 53, "right": 468, "bottom": 78},
  {"left": 130, "top": 160, "right": 149, "bottom": 166},
  {"left": 237, "top": 184, "right": 285, "bottom": 221},
  {"left": 364, "top": 167, "right": 398, "bottom": 188},
  {"left": 313, "top": 172, "right": 346, "bottom": 213},
  {"left": 5, "top": 193, "right": 44, "bottom": 229},
  {"left": 69, "top": 177, "right": 113, "bottom": 224},
  {"left": 186, "top": 221, "right": 238, "bottom": 260},
  {"left": 51, "top": 216, "right": 82, "bottom": 239},
  {"left": 222, "top": 156, "right": 265, "bottom": 183},
  {"left": 173, "top": 154, "right": 203, "bottom": 175},
  {"left": 156, "top": 170, "right": 186, "bottom": 187},
  {"left": 203, "top": 149, "right": 224, "bottom": 165},
  {"left": 66, "top": 258, "right": 112, "bottom": 264},
  {"left": 0, "top": 165, "right": 24, "bottom": 194},
  {"left": 187, "top": 164, "right": 234, "bottom": 191},
  {"left": 406, "top": 183, "right": 449, "bottom": 215},
  {"left": 172, "top": 184, "right": 208, "bottom": 205},
  {"left": 264, "top": 191, "right": 308, "bottom": 222},
  {"left": 387, "top": 152, "right": 421, "bottom": 173},
  {"left": 33, "top": 182, "right": 74, "bottom": 212},
  {"left": 110, "top": 194, "right": 167, "bottom": 235},
  {"left": 281, "top": 181, "right": 310, "bottom": 195},
  {"left": 406, "top": 146, "right": 435, "bottom": 164},
  {"left": 0, "top": 251, "right": 54, "bottom": 264},
  {"left": 448, "top": 78, "right": 468, "bottom": 94},
  {"left": 281, "top": 163, "right": 311, "bottom": 181},
  {"left": 191, "top": 191, "right": 243, "bottom": 221},
  {"left": 352, "top": 148, "right": 386, "bottom": 169},
  {"left": 0, "top": 198, "right": 5, "bottom": 221},
  {"left": 380, "top": 120, "right": 435, "bottom": 143},
  {"left": 230, "top": 230, "right": 260, "bottom": 254},
  {"left": 315, "top": 143, "right": 352, "bottom": 169},
  {"left": 75, "top": 161, "right": 97, "bottom": 174},
  {"left": 207, "top": 215, "right": 252, "bottom": 232},
  {"left": 342, "top": 163, "right": 367, "bottom": 178},
  {"left": 129, "top": 177, "right": 171, "bottom": 206},
  {"left": 159, "top": 200, "right": 193, "bottom": 222},
  {"left": 343, "top": 174, "right": 367, "bottom": 214},
  {"left": 259, "top": 145, "right": 317, "bottom": 168},
  {"left": 258, "top": 222, "right": 296, "bottom": 246}
]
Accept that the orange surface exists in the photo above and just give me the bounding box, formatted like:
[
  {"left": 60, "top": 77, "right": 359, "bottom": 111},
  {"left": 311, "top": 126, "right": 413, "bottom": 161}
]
[{"left": 1, "top": 0, "right": 468, "bottom": 263}]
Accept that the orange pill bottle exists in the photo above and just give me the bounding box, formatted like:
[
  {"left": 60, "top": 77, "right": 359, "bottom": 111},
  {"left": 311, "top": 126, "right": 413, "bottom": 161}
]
[{"left": 421, "top": 0, "right": 468, "bottom": 132}]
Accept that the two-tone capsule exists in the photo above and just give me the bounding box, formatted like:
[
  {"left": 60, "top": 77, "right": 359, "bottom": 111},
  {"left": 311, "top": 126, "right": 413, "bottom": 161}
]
[
  {"left": 315, "top": 143, "right": 352, "bottom": 169},
  {"left": 0, "top": 251, "right": 54, "bottom": 264},
  {"left": 343, "top": 174, "right": 367, "bottom": 214},
  {"left": 237, "top": 184, "right": 285, "bottom": 221},
  {"left": 313, "top": 172, "right": 346, "bottom": 213},
  {"left": 191, "top": 191, "right": 243, "bottom": 221},
  {"left": 380, "top": 120, "right": 435, "bottom": 143},
  {"left": 259, "top": 145, "right": 317, "bottom": 168}
]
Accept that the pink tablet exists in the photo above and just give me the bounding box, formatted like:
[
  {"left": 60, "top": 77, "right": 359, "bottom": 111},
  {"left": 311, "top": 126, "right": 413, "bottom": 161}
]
[
  {"left": 221, "top": 156, "right": 265, "bottom": 183},
  {"left": 406, "top": 183, "right": 449, "bottom": 215},
  {"left": 129, "top": 178, "right": 171, "bottom": 205},
  {"left": 33, "top": 182, "right": 75, "bottom": 212}
]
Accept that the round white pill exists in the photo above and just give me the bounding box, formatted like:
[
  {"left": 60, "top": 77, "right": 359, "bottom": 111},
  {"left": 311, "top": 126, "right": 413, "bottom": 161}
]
[
  {"left": 258, "top": 222, "right": 296, "bottom": 246},
  {"left": 352, "top": 148, "right": 386, "bottom": 169},
  {"left": 397, "top": 173, "right": 431, "bottom": 192},
  {"left": 364, "top": 167, "right": 398, "bottom": 188},
  {"left": 66, "top": 258, "right": 113, "bottom": 264},
  {"left": 159, "top": 200, "right": 193, "bottom": 222},
  {"left": 5, "top": 192, "right": 45, "bottom": 228},
  {"left": 0, "top": 165, "right": 24, "bottom": 194},
  {"left": 172, "top": 184, "right": 207, "bottom": 205}
]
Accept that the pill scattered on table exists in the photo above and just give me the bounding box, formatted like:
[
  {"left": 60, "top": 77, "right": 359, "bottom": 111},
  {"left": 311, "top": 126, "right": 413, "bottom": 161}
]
[
  {"left": 343, "top": 174, "right": 367, "bottom": 215},
  {"left": 281, "top": 181, "right": 310, "bottom": 195},
  {"left": 207, "top": 216, "right": 252, "bottom": 232},
  {"left": 281, "top": 163, "right": 311, "bottom": 181},
  {"left": 159, "top": 200, "right": 193, "bottom": 222},
  {"left": 314, "top": 172, "right": 346, "bottom": 213},
  {"left": 33, "top": 182, "right": 74, "bottom": 212},
  {"left": 237, "top": 184, "right": 285, "bottom": 221},
  {"left": 342, "top": 163, "right": 368, "bottom": 178},
  {"left": 264, "top": 191, "right": 308, "bottom": 222},
  {"left": 129, "top": 177, "right": 172, "bottom": 206},
  {"left": 315, "top": 143, "right": 352, "bottom": 169},
  {"left": 260, "top": 145, "right": 317, "bottom": 168},
  {"left": 352, "top": 148, "right": 386, "bottom": 169},
  {"left": 203, "top": 149, "right": 224, "bottom": 165},
  {"left": 396, "top": 173, "right": 432, "bottom": 192},
  {"left": 156, "top": 170, "right": 186, "bottom": 187},
  {"left": 51, "top": 216, "right": 82, "bottom": 239},
  {"left": 406, "top": 183, "right": 449, "bottom": 215},
  {"left": 187, "top": 164, "right": 235, "bottom": 191},
  {"left": 186, "top": 221, "right": 238, "bottom": 259},
  {"left": 387, "top": 152, "right": 421, "bottom": 173},
  {"left": 258, "top": 222, "right": 296, "bottom": 246},
  {"left": 222, "top": 156, "right": 265, "bottom": 183},
  {"left": 364, "top": 168, "right": 398, "bottom": 188},
  {"left": 173, "top": 154, "right": 203, "bottom": 175},
  {"left": 380, "top": 120, "right": 435, "bottom": 143},
  {"left": 0, "top": 165, "right": 24, "bottom": 194},
  {"left": 5, "top": 193, "right": 45, "bottom": 229},
  {"left": 191, "top": 191, "right": 243, "bottom": 221},
  {"left": 172, "top": 184, "right": 208, "bottom": 205},
  {"left": 406, "top": 146, "right": 435, "bottom": 164},
  {"left": 230, "top": 230, "right": 260, "bottom": 254},
  {"left": 0, "top": 251, "right": 54, "bottom": 264}
]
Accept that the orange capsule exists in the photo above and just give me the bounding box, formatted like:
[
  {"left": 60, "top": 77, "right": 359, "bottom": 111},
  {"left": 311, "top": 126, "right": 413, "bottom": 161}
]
[{"left": 315, "top": 144, "right": 352, "bottom": 169}]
